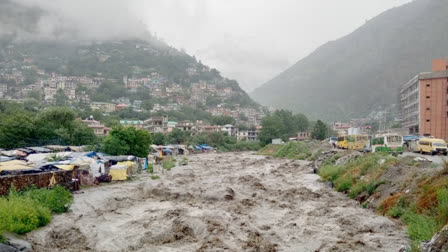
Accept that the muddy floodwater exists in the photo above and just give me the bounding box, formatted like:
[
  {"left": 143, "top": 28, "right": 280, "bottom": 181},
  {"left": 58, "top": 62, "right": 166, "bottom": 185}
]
[{"left": 27, "top": 152, "right": 408, "bottom": 251}]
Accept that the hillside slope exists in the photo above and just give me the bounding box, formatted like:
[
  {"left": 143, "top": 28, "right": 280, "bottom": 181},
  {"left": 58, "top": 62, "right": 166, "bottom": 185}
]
[
  {"left": 0, "top": 0, "right": 259, "bottom": 117},
  {"left": 252, "top": 0, "right": 448, "bottom": 121}
]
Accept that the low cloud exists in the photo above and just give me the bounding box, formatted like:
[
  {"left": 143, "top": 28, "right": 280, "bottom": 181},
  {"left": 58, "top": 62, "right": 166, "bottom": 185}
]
[{"left": 0, "top": 0, "right": 149, "bottom": 42}]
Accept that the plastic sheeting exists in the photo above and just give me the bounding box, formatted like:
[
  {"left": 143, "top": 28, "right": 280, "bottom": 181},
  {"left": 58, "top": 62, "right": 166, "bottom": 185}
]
[
  {"left": 55, "top": 165, "right": 75, "bottom": 171},
  {"left": 110, "top": 165, "right": 127, "bottom": 181},
  {"left": 117, "top": 161, "right": 138, "bottom": 175},
  {"left": 0, "top": 160, "right": 32, "bottom": 172}
]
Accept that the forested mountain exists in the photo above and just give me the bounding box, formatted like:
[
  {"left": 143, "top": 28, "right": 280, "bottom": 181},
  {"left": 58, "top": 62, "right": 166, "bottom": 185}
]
[{"left": 251, "top": 0, "right": 448, "bottom": 121}]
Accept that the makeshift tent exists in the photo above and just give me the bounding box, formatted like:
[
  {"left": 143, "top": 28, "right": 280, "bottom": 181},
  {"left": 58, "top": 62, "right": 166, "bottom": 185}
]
[
  {"left": 109, "top": 165, "right": 127, "bottom": 180},
  {"left": 0, "top": 160, "right": 32, "bottom": 172},
  {"left": 163, "top": 148, "right": 173, "bottom": 156},
  {"left": 55, "top": 165, "right": 75, "bottom": 171},
  {"left": 117, "top": 161, "right": 138, "bottom": 175}
]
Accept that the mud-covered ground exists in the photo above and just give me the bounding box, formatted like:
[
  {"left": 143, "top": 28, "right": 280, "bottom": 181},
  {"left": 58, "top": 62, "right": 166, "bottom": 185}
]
[{"left": 27, "top": 152, "right": 408, "bottom": 252}]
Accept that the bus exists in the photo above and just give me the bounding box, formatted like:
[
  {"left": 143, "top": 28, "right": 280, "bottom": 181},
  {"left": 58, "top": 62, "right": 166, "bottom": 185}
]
[
  {"left": 371, "top": 134, "right": 403, "bottom": 154},
  {"left": 417, "top": 138, "right": 447, "bottom": 155},
  {"left": 337, "top": 136, "right": 348, "bottom": 149},
  {"left": 347, "top": 135, "right": 369, "bottom": 151}
]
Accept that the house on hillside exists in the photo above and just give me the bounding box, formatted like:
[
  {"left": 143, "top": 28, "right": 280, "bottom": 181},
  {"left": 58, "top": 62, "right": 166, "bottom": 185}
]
[
  {"left": 82, "top": 117, "right": 111, "bottom": 136},
  {"left": 90, "top": 102, "right": 116, "bottom": 113}
]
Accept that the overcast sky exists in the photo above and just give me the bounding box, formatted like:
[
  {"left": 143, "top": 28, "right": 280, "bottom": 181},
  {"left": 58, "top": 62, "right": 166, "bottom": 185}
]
[
  {"left": 12, "top": 0, "right": 412, "bottom": 92},
  {"left": 136, "top": 0, "right": 413, "bottom": 92}
]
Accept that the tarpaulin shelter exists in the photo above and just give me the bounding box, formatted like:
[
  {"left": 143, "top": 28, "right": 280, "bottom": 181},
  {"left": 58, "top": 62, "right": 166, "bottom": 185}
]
[
  {"left": 163, "top": 148, "right": 173, "bottom": 156},
  {"left": 109, "top": 165, "right": 127, "bottom": 181},
  {"left": 0, "top": 160, "right": 32, "bottom": 172},
  {"left": 117, "top": 161, "right": 138, "bottom": 176}
]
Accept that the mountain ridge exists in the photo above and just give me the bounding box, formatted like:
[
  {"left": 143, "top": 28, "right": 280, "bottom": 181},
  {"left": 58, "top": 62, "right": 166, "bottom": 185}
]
[{"left": 252, "top": 0, "right": 448, "bottom": 121}]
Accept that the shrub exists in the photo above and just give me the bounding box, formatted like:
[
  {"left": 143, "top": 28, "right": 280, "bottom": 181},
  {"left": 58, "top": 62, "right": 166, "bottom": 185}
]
[
  {"left": 334, "top": 175, "right": 353, "bottom": 192},
  {"left": 349, "top": 182, "right": 366, "bottom": 199},
  {"left": 318, "top": 165, "right": 343, "bottom": 182},
  {"left": 0, "top": 186, "right": 73, "bottom": 237},
  {"left": 402, "top": 211, "right": 437, "bottom": 242},
  {"left": 151, "top": 175, "right": 160, "bottom": 180},
  {"left": 273, "top": 142, "right": 311, "bottom": 160},
  {"left": 387, "top": 206, "right": 405, "bottom": 218},
  {"left": 4, "top": 194, "right": 51, "bottom": 234},
  {"left": 221, "top": 141, "right": 262, "bottom": 152},
  {"left": 147, "top": 163, "right": 153, "bottom": 173},
  {"left": 162, "top": 160, "right": 175, "bottom": 171},
  {"left": 24, "top": 185, "right": 73, "bottom": 214}
]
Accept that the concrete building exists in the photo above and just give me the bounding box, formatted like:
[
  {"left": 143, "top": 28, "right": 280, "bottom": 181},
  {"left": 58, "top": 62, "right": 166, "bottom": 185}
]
[
  {"left": 400, "top": 59, "right": 448, "bottom": 139},
  {"left": 237, "top": 130, "right": 248, "bottom": 141},
  {"left": 90, "top": 102, "right": 116, "bottom": 113},
  {"left": 177, "top": 121, "right": 193, "bottom": 131},
  {"left": 144, "top": 115, "right": 168, "bottom": 133},
  {"left": 221, "top": 124, "right": 238, "bottom": 137},
  {"left": 82, "top": 117, "right": 111, "bottom": 136}
]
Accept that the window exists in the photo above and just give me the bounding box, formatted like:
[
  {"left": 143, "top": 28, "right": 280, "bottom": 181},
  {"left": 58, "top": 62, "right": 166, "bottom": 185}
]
[
  {"left": 427, "top": 96, "right": 430, "bottom": 99},
  {"left": 427, "top": 84, "right": 430, "bottom": 87},
  {"left": 426, "top": 119, "right": 431, "bottom": 122},
  {"left": 427, "top": 107, "right": 430, "bottom": 111}
]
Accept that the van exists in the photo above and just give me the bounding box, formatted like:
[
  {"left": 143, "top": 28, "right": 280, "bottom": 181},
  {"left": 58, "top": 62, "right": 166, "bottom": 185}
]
[{"left": 417, "top": 138, "right": 447, "bottom": 155}]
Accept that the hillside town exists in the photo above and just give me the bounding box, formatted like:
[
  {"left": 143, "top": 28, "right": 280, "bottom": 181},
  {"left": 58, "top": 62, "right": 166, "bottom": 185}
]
[{"left": 0, "top": 60, "right": 266, "bottom": 127}]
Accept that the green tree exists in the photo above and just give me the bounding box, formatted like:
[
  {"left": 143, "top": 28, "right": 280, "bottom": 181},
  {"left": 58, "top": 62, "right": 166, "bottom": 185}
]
[
  {"left": 27, "top": 90, "right": 41, "bottom": 101},
  {"left": 166, "top": 128, "right": 189, "bottom": 144},
  {"left": 239, "top": 112, "right": 248, "bottom": 121},
  {"left": 311, "top": 120, "right": 328, "bottom": 140},
  {"left": 0, "top": 113, "right": 36, "bottom": 149},
  {"left": 152, "top": 133, "right": 166, "bottom": 145},
  {"left": 211, "top": 115, "right": 236, "bottom": 125},
  {"left": 206, "top": 95, "right": 221, "bottom": 106},
  {"left": 103, "top": 126, "right": 152, "bottom": 157},
  {"left": 54, "top": 89, "right": 68, "bottom": 106},
  {"left": 294, "top": 113, "right": 309, "bottom": 132},
  {"left": 259, "top": 115, "right": 283, "bottom": 145},
  {"left": 24, "top": 98, "right": 40, "bottom": 112}
]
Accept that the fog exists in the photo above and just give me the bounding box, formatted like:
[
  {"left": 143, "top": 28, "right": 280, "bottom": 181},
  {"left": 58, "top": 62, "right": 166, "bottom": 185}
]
[
  {"left": 3, "top": 0, "right": 412, "bottom": 91},
  {"left": 1, "top": 0, "right": 149, "bottom": 41}
]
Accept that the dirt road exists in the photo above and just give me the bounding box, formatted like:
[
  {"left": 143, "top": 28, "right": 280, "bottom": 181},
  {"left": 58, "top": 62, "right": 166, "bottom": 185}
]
[{"left": 27, "top": 152, "right": 408, "bottom": 251}]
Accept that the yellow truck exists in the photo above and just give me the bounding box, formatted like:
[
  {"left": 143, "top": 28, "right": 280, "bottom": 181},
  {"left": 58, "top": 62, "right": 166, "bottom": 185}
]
[{"left": 417, "top": 138, "right": 447, "bottom": 155}]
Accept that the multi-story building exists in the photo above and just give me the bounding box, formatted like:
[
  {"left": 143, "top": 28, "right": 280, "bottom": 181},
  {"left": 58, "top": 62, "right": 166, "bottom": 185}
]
[
  {"left": 248, "top": 126, "right": 262, "bottom": 141},
  {"left": 120, "top": 120, "right": 145, "bottom": 129},
  {"left": 237, "top": 130, "right": 248, "bottom": 141},
  {"left": 221, "top": 124, "right": 238, "bottom": 137},
  {"left": 90, "top": 102, "right": 116, "bottom": 113},
  {"left": 144, "top": 115, "right": 168, "bottom": 133},
  {"left": 400, "top": 59, "right": 448, "bottom": 139},
  {"left": 82, "top": 117, "right": 111, "bottom": 136},
  {"left": 177, "top": 121, "right": 193, "bottom": 131}
]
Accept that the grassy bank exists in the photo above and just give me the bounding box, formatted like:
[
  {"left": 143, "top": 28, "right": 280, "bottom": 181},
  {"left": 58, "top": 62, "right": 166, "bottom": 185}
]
[
  {"left": 318, "top": 152, "right": 448, "bottom": 249},
  {"left": 218, "top": 141, "right": 262, "bottom": 152},
  {"left": 258, "top": 142, "right": 311, "bottom": 160},
  {"left": 0, "top": 186, "right": 73, "bottom": 240}
]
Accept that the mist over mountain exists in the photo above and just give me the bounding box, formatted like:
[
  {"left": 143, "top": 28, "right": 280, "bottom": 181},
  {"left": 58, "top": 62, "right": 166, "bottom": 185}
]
[
  {"left": 0, "top": 0, "right": 150, "bottom": 42},
  {"left": 251, "top": 0, "right": 448, "bottom": 121}
]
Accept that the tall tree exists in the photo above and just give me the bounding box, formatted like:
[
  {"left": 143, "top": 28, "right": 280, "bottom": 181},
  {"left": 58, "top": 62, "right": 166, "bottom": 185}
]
[
  {"left": 55, "top": 89, "right": 68, "bottom": 106},
  {"left": 311, "top": 120, "right": 328, "bottom": 140},
  {"left": 103, "top": 126, "right": 152, "bottom": 157}
]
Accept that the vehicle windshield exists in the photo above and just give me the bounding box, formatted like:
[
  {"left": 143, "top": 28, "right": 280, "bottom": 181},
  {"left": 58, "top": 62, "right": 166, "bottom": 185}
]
[
  {"left": 330, "top": 137, "right": 337, "bottom": 141},
  {"left": 433, "top": 142, "right": 446, "bottom": 147}
]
